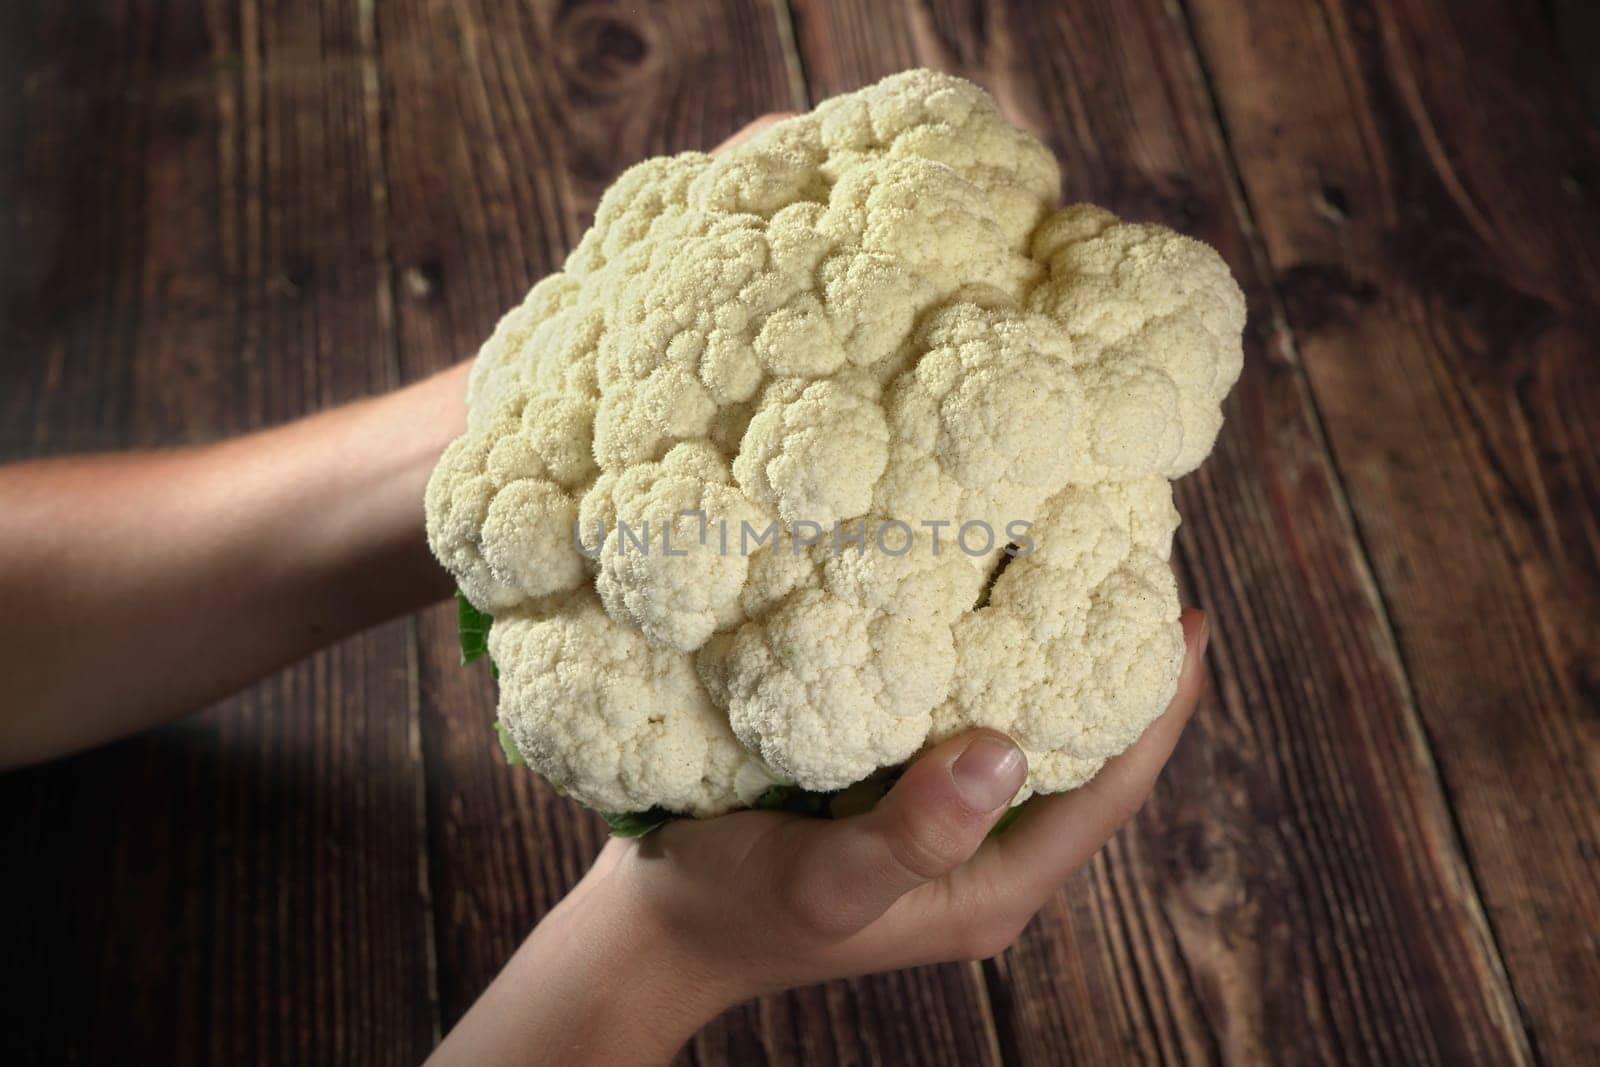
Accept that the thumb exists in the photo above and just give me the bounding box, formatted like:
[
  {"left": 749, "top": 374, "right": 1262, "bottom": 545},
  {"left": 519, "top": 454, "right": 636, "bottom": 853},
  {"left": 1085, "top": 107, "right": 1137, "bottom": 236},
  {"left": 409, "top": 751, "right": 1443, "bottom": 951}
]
[{"left": 782, "top": 731, "right": 1028, "bottom": 936}]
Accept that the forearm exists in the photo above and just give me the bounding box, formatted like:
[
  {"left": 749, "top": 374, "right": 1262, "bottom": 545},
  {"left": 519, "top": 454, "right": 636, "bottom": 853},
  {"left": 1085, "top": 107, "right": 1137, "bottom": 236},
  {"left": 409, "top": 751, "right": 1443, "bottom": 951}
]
[
  {"left": 0, "top": 361, "right": 470, "bottom": 767},
  {"left": 429, "top": 863, "right": 733, "bottom": 1066}
]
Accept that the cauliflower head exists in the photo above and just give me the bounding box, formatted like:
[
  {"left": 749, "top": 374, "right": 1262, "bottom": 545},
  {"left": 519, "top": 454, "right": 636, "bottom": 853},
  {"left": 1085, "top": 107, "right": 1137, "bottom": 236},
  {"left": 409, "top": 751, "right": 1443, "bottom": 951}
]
[{"left": 426, "top": 70, "right": 1244, "bottom": 818}]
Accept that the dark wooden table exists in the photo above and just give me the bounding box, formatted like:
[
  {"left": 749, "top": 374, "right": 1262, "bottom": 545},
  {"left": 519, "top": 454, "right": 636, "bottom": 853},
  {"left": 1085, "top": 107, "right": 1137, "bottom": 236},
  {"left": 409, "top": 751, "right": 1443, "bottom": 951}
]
[{"left": 4, "top": 1, "right": 1597, "bottom": 1063}]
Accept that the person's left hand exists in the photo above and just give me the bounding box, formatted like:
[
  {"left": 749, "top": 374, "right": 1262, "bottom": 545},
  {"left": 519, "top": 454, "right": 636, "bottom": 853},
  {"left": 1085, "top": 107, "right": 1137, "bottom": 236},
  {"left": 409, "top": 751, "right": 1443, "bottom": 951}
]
[{"left": 714, "top": 112, "right": 796, "bottom": 152}]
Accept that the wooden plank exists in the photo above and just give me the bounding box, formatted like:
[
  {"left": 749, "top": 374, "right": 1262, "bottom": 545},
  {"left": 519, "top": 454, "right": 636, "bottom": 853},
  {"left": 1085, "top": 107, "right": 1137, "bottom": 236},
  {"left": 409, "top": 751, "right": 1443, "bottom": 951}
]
[
  {"left": 1547, "top": 0, "right": 1600, "bottom": 123},
  {"left": 374, "top": 1, "right": 1001, "bottom": 1062},
  {"left": 1184, "top": 0, "right": 1600, "bottom": 1059},
  {"left": 0, "top": 1, "right": 436, "bottom": 1063},
  {"left": 785, "top": 0, "right": 1536, "bottom": 1061}
]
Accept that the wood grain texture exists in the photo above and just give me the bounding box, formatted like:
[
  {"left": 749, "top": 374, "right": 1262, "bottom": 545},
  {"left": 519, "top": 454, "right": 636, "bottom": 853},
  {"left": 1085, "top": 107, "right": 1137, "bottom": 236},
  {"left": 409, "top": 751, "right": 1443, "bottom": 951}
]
[
  {"left": 787, "top": 0, "right": 1543, "bottom": 1061},
  {"left": 3, "top": 0, "right": 1596, "bottom": 1063},
  {"left": 1183, "top": 0, "right": 1600, "bottom": 1060},
  {"left": 1546, "top": 0, "right": 1600, "bottom": 123},
  {"left": 0, "top": 1, "right": 436, "bottom": 1063}
]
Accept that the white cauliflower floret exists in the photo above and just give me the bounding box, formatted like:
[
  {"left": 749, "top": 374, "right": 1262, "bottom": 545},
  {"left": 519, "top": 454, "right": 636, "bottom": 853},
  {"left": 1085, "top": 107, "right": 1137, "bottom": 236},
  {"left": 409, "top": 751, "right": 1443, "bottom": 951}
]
[
  {"left": 424, "top": 69, "right": 1245, "bottom": 815},
  {"left": 878, "top": 303, "right": 1081, "bottom": 537},
  {"left": 1029, "top": 203, "right": 1246, "bottom": 480},
  {"left": 734, "top": 374, "right": 890, "bottom": 528},
  {"left": 818, "top": 519, "right": 986, "bottom": 623},
  {"left": 737, "top": 541, "right": 823, "bottom": 620},
  {"left": 704, "top": 587, "right": 955, "bottom": 790},
  {"left": 579, "top": 442, "right": 766, "bottom": 654},
  {"left": 813, "top": 67, "right": 1059, "bottom": 237},
  {"left": 491, "top": 590, "right": 776, "bottom": 816},
  {"left": 1098, "top": 475, "right": 1182, "bottom": 558},
  {"left": 938, "top": 484, "right": 1186, "bottom": 792},
  {"left": 424, "top": 398, "right": 591, "bottom": 612},
  {"left": 702, "top": 523, "right": 982, "bottom": 792}
]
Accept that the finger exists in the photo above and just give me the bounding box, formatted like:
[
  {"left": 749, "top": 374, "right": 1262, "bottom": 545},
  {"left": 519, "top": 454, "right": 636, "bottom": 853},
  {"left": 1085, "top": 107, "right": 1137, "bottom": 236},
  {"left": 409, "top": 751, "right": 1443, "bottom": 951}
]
[
  {"left": 779, "top": 729, "right": 1028, "bottom": 936},
  {"left": 988, "top": 608, "right": 1209, "bottom": 896},
  {"left": 713, "top": 112, "right": 796, "bottom": 153}
]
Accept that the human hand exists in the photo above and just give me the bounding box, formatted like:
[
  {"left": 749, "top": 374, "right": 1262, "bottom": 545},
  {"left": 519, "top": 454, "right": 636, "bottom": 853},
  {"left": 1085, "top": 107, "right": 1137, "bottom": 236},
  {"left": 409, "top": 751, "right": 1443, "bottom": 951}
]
[{"left": 714, "top": 112, "right": 797, "bottom": 152}]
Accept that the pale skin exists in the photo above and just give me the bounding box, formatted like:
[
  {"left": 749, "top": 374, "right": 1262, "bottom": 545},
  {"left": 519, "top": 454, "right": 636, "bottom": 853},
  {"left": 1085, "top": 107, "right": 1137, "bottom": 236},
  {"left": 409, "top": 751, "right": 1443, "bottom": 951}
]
[{"left": 0, "top": 115, "right": 1211, "bottom": 1064}]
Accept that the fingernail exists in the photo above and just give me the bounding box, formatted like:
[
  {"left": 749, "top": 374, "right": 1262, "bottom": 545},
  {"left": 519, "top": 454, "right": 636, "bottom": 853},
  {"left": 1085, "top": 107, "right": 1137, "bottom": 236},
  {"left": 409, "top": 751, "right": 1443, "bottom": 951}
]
[
  {"left": 1195, "top": 611, "right": 1211, "bottom": 659},
  {"left": 950, "top": 736, "right": 1028, "bottom": 813}
]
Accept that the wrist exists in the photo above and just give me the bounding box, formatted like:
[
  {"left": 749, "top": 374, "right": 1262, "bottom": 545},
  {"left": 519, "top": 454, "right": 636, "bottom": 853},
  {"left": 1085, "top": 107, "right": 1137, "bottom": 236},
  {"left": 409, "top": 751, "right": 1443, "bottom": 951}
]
[
  {"left": 560, "top": 859, "right": 744, "bottom": 1058},
  {"left": 433, "top": 853, "right": 739, "bottom": 1067}
]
